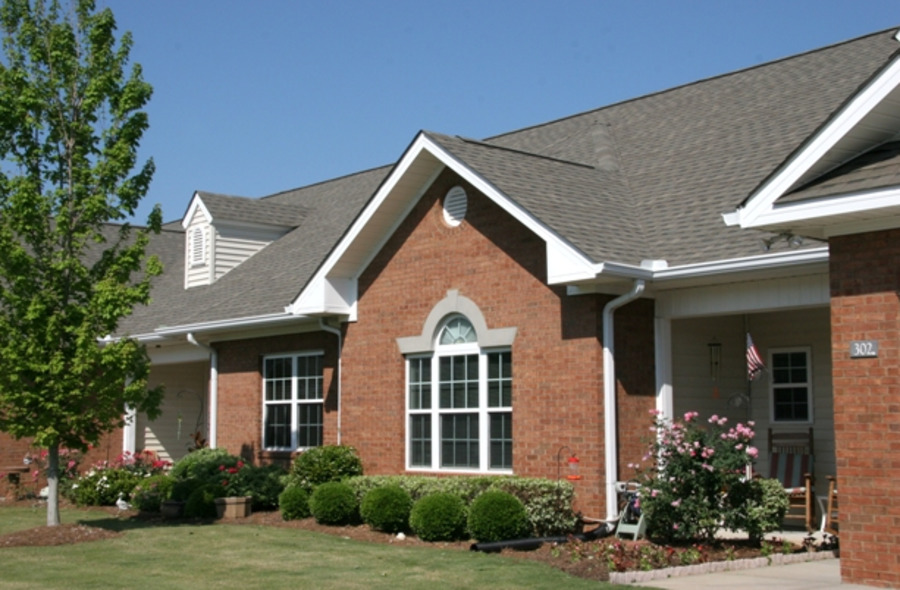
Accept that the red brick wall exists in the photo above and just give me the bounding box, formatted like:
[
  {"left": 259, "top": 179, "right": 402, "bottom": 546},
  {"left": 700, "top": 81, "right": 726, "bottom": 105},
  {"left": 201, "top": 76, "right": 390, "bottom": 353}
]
[
  {"left": 215, "top": 332, "right": 337, "bottom": 466},
  {"left": 339, "top": 169, "right": 656, "bottom": 515},
  {"left": 1, "top": 429, "right": 123, "bottom": 498},
  {"left": 830, "top": 228, "right": 900, "bottom": 588}
]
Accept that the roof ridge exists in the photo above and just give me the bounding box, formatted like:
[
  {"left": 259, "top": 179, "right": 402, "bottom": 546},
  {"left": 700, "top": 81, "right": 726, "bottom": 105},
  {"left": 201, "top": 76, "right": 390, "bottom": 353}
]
[
  {"left": 485, "top": 27, "right": 900, "bottom": 144},
  {"left": 450, "top": 134, "right": 595, "bottom": 169}
]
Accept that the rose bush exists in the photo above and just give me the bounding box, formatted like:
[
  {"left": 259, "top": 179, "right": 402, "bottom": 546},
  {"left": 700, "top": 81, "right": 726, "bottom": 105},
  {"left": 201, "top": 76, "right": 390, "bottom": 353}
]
[{"left": 633, "top": 411, "right": 785, "bottom": 544}]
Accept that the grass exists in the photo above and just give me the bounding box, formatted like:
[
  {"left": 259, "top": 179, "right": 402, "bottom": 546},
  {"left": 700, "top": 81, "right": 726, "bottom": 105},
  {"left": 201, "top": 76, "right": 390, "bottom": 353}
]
[{"left": 0, "top": 506, "right": 645, "bottom": 589}]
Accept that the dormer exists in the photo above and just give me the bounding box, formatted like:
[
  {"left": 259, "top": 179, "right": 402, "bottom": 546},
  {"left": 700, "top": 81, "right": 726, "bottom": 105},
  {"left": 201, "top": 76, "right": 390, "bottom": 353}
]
[{"left": 182, "top": 191, "right": 305, "bottom": 289}]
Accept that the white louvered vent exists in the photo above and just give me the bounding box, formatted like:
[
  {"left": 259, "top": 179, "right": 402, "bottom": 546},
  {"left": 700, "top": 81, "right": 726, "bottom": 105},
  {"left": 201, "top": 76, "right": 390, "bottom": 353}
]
[
  {"left": 189, "top": 226, "right": 206, "bottom": 267},
  {"left": 442, "top": 186, "right": 467, "bottom": 227}
]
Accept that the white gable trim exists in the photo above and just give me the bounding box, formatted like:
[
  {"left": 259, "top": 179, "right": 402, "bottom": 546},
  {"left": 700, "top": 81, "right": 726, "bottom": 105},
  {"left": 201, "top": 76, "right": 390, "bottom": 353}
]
[
  {"left": 725, "top": 54, "right": 900, "bottom": 229},
  {"left": 182, "top": 192, "right": 212, "bottom": 229},
  {"left": 285, "top": 132, "right": 595, "bottom": 316}
]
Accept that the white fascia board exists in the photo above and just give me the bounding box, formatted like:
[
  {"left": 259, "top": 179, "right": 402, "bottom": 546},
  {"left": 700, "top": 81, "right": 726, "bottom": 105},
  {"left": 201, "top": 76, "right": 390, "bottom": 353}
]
[
  {"left": 153, "top": 312, "right": 313, "bottom": 337},
  {"left": 182, "top": 192, "right": 212, "bottom": 229},
  {"left": 745, "top": 186, "right": 900, "bottom": 231},
  {"left": 650, "top": 247, "right": 828, "bottom": 281},
  {"left": 286, "top": 132, "right": 594, "bottom": 314},
  {"left": 729, "top": 55, "right": 900, "bottom": 228},
  {"left": 581, "top": 249, "right": 828, "bottom": 288}
]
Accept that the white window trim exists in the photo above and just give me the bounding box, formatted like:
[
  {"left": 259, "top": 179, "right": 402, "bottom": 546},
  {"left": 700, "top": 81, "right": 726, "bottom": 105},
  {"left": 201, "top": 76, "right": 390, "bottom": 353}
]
[
  {"left": 262, "top": 350, "right": 324, "bottom": 451},
  {"left": 768, "top": 346, "right": 814, "bottom": 425},
  {"left": 405, "top": 326, "right": 512, "bottom": 475}
]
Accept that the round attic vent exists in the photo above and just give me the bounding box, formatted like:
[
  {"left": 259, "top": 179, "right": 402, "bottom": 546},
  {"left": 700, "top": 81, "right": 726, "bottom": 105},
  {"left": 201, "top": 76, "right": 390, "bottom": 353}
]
[{"left": 442, "top": 186, "right": 467, "bottom": 227}]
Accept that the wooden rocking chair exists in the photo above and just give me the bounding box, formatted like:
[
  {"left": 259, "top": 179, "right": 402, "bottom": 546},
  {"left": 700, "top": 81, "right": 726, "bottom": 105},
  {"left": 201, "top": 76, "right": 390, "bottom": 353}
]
[{"left": 768, "top": 427, "right": 815, "bottom": 532}]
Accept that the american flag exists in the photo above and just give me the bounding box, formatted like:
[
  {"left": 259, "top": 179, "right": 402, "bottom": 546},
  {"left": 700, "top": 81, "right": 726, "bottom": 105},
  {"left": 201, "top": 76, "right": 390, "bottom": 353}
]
[{"left": 746, "top": 333, "right": 765, "bottom": 381}]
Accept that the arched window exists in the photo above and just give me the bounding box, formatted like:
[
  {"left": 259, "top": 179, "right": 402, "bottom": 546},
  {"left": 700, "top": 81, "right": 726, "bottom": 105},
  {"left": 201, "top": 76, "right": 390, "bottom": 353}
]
[{"left": 406, "top": 313, "right": 513, "bottom": 472}]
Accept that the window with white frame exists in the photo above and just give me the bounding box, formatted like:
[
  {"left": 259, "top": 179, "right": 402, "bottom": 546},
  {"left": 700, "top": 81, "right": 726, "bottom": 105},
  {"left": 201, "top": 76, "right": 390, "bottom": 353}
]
[
  {"left": 407, "top": 315, "right": 512, "bottom": 472},
  {"left": 263, "top": 353, "right": 323, "bottom": 450},
  {"left": 770, "top": 348, "right": 812, "bottom": 423}
]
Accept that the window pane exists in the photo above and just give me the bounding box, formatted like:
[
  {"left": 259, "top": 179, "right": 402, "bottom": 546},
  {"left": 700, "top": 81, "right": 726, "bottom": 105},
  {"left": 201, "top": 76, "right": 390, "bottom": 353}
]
[
  {"left": 297, "top": 355, "right": 323, "bottom": 400},
  {"left": 408, "top": 357, "right": 431, "bottom": 410},
  {"left": 264, "top": 403, "right": 291, "bottom": 448},
  {"left": 297, "top": 403, "right": 323, "bottom": 448},
  {"left": 409, "top": 415, "right": 432, "bottom": 467},
  {"left": 773, "top": 387, "right": 809, "bottom": 421},
  {"left": 440, "top": 316, "right": 476, "bottom": 345},
  {"left": 488, "top": 352, "right": 512, "bottom": 407},
  {"left": 490, "top": 412, "right": 512, "bottom": 469},
  {"left": 264, "top": 357, "right": 292, "bottom": 401},
  {"left": 440, "top": 414, "right": 478, "bottom": 468},
  {"left": 439, "top": 354, "right": 478, "bottom": 408}
]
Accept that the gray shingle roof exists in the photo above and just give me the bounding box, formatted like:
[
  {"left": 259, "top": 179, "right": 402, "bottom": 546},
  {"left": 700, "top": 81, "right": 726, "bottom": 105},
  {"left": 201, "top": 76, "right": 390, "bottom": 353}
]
[
  {"left": 120, "top": 27, "right": 900, "bottom": 336},
  {"left": 195, "top": 192, "right": 308, "bottom": 227}
]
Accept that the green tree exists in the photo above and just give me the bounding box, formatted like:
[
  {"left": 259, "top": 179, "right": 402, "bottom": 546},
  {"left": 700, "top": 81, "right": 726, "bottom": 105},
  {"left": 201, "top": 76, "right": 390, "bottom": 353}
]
[{"left": 0, "top": 0, "right": 162, "bottom": 526}]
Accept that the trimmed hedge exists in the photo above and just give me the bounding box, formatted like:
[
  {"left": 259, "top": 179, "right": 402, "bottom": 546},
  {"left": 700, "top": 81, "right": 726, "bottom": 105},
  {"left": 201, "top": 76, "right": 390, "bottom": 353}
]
[
  {"left": 278, "top": 486, "right": 311, "bottom": 521},
  {"left": 467, "top": 490, "right": 531, "bottom": 542},
  {"left": 346, "top": 475, "right": 577, "bottom": 536},
  {"left": 309, "top": 482, "right": 358, "bottom": 525},
  {"left": 409, "top": 493, "right": 467, "bottom": 542},
  {"left": 360, "top": 485, "right": 412, "bottom": 533},
  {"left": 287, "top": 445, "right": 363, "bottom": 493}
]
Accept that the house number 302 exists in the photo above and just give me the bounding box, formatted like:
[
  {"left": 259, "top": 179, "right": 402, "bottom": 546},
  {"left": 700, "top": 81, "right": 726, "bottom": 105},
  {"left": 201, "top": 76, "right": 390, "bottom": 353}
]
[{"left": 850, "top": 340, "right": 878, "bottom": 358}]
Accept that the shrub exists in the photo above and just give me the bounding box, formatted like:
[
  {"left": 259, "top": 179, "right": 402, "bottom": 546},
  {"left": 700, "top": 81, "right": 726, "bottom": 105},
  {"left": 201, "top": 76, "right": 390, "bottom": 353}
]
[
  {"left": 170, "top": 477, "right": 203, "bottom": 502},
  {"left": 467, "top": 490, "right": 531, "bottom": 542},
  {"left": 66, "top": 468, "right": 141, "bottom": 506},
  {"left": 346, "top": 475, "right": 577, "bottom": 536},
  {"left": 279, "top": 486, "right": 310, "bottom": 521},
  {"left": 288, "top": 445, "right": 363, "bottom": 492},
  {"left": 633, "top": 411, "right": 760, "bottom": 544},
  {"left": 240, "top": 464, "right": 286, "bottom": 510},
  {"left": 360, "top": 485, "right": 412, "bottom": 533},
  {"left": 409, "top": 493, "right": 467, "bottom": 542},
  {"left": 170, "top": 448, "right": 239, "bottom": 481},
  {"left": 724, "top": 477, "right": 789, "bottom": 544},
  {"left": 63, "top": 450, "right": 171, "bottom": 506},
  {"left": 131, "top": 474, "right": 175, "bottom": 512},
  {"left": 309, "top": 482, "right": 358, "bottom": 525},
  {"left": 184, "top": 484, "right": 224, "bottom": 519}
]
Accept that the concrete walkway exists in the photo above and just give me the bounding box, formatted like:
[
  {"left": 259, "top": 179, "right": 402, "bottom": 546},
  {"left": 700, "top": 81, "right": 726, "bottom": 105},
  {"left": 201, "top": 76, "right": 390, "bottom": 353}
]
[{"left": 643, "top": 559, "right": 871, "bottom": 590}]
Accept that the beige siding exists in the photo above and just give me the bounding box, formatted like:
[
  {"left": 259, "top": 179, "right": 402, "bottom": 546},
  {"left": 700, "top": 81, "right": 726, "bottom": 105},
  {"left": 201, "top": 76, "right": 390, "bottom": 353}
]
[
  {"left": 137, "top": 361, "right": 209, "bottom": 463},
  {"left": 213, "top": 225, "right": 284, "bottom": 280},
  {"left": 671, "top": 307, "right": 834, "bottom": 488}
]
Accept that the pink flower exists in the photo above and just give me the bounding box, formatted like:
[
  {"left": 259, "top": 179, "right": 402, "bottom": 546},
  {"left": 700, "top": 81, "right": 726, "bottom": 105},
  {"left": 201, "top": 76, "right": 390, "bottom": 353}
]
[{"left": 746, "top": 446, "right": 759, "bottom": 459}]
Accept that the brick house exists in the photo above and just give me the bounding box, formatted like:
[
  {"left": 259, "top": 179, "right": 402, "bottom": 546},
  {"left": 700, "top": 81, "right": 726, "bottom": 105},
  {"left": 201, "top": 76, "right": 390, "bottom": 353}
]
[{"left": 3, "top": 26, "right": 900, "bottom": 588}]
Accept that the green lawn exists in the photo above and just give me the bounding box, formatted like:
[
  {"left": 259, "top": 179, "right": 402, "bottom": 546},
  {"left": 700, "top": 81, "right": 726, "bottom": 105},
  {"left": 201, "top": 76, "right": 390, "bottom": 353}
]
[{"left": 0, "top": 507, "right": 645, "bottom": 589}]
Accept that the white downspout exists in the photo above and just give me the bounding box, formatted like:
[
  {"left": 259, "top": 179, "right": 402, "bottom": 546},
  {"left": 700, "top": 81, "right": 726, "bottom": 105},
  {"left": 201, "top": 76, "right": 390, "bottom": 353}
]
[
  {"left": 187, "top": 333, "right": 218, "bottom": 448},
  {"left": 319, "top": 319, "right": 343, "bottom": 445},
  {"left": 603, "top": 279, "right": 645, "bottom": 521}
]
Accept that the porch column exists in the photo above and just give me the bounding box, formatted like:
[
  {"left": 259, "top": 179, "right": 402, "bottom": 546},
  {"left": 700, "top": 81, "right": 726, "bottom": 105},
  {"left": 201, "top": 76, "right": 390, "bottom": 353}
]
[
  {"left": 655, "top": 316, "right": 673, "bottom": 418},
  {"left": 122, "top": 404, "right": 137, "bottom": 454}
]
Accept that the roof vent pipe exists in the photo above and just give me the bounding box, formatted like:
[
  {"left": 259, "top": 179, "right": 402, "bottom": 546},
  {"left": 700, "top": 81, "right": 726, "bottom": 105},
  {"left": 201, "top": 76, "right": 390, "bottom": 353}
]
[
  {"left": 187, "top": 333, "right": 218, "bottom": 449},
  {"left": 319, "top": 319, "right": 343, "bottom": 445},
  {"left": 602, "top": 279, "right": 645, "bottom": 521}
]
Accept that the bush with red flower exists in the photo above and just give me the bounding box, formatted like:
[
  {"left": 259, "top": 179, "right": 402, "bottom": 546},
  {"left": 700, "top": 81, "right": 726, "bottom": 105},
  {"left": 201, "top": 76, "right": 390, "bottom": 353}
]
[
  {"left": 63, "top": 450, "right": 171, "bottom": 506},
  {"left": 631, "top": 410, "right": 787, "bottom": 545}
]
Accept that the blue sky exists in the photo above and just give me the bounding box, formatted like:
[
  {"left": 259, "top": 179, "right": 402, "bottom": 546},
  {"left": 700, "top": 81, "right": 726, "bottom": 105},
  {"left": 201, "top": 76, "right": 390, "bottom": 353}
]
[{"left": 103, "top": 1, "right": 899, "bottom": 224}]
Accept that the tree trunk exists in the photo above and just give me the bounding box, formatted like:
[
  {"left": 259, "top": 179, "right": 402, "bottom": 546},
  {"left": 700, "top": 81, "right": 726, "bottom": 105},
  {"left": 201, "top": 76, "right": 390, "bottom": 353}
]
[{"left": 46, "top": 445, "right": 60, "bottom": 527}]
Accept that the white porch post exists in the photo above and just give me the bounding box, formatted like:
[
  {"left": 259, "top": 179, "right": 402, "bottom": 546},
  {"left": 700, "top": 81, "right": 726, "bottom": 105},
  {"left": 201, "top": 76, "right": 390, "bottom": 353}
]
[
  {"left": 122, "top": 403, "right": 137, "bottom": 454},
  {"left": 655, "top": 316, "right": 673, "bottom": 419}
]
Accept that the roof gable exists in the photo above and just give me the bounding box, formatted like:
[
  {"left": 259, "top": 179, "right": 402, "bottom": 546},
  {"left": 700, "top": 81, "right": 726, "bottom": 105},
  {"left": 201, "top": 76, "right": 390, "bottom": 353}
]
[{"left": 725, "top": 31, "right": 900, "bottom": 238}]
